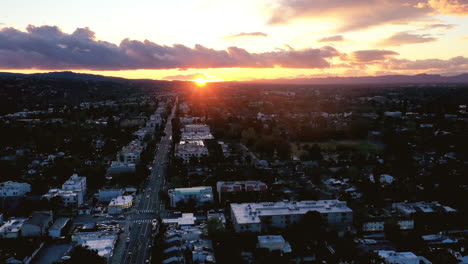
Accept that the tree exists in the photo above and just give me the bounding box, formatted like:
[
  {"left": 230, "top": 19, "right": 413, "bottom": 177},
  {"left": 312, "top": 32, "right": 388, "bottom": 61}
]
[{"left": 207, "top": 217, "right": 225, "bottom": 239}]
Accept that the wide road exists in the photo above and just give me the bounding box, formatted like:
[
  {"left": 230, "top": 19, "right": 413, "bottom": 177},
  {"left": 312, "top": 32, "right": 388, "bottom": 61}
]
[{"left": 120, "top": 100, "right": 176, "bottom": 264}]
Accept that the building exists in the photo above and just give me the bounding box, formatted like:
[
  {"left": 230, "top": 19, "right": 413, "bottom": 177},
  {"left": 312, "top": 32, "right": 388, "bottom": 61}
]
[
  {"left": 73, "top": 232, "right": 118, "bottom": 259},
  {"left": 62, "top": 174, "right": 87, "bottom": 198},
  {"left": 21, "top": 211, "right": 53, "bottom": 237},
  {"left": 98, "top": 189, "right": 124, "bottom": 203},
  {"left": 392, "top": 202, "right": 457, "bottom": 216},
  {"left": 230, "top": 200, "right": 353, "bottom": 232},
  {"left": 43, "top": 174, "right": 87, "bottom": 207},
  {"left": 257, "top": 235, "right": 292, "bottom": 254},
  {"left": 120, "top": 140, "right": 143, "bottom": 164},
  {"left": 378, "top": 251, "right": 432, "bottom": 264},
  {"left": 0, "top": 218, "right": 26, "bottom": 238},
  {"left": 175, "top": 140, "right": 209, "bottom": 162},
  {"left": 181, "top": 124, "right": 214, "bottom": 141},
  {"left": 361, "top": 208, "right": 414, "bottom": 232},
  {"left": 168, "top": 187, "right": 214, "bottom": 208},
  {"left": 106, "top": 161, "right": 136, "bottom": 174},
  {"left": 182, "top": 124, "right": 211, "bottom": 133},
  {"left": 163, "top": 213, "right": 197, "bottom": 227},
  {"left": 0, "top": 181, "right": 31, "bottom": 197},
  {"left": 48, "top": 217, "right": 71, "bottom": 238},
  {"left": 147, "top": 113, "right": 163, "bottom": 128},
  {"left": 216, "top": 181, "right": 267, "bottom": 202},
  {"left": 362, "top": 219, "right": 414, "bottom": 232},
  {"left": 108, "top": 195, "right": 133, "bottom": 214}
]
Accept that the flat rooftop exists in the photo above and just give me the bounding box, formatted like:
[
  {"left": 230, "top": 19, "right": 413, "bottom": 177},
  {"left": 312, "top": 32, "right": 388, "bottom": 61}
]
[{"left": 231, "top": 200, "right": 352, "bottom": 224}]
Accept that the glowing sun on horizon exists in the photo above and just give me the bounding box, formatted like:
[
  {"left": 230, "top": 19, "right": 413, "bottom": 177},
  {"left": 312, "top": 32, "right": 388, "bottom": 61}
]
[{"left": 194, "top": 77, "right": 207, "bottom": 86}]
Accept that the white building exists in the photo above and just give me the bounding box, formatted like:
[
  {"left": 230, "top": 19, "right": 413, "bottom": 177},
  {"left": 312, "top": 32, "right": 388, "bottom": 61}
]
[
  {"left": 107, "top": 161, "right": 136, "bottom": 174},
  {"left": 42, "top": 174, "right": 87, "bottom": 207},
  {"left": 120, "top": 140, "right": 143, "bottom": 164},
  {"left": 230, "top": 200, "right": 353, "bottom": 232},
  {"left": 175, "top": 140, "right": 209, "bottom": 162},
  {"left": 62, "top": 174, "right": 87, "bottom": 197},
  {"left": 168, "top": 187, "right": 214, "bottom": 208},
  {"left": 73, "top": 232, "right": 118, "bottom": 259},
  {"left": 362, "top": 219, "right": 414, "bottom": 232},
  {"left": 0, "top": 181, "right": 31, "bottom": 197},
  {"left": 392, "top": 202, "right": 457, "bottom": 216},
  {"left": 378, "top": 251, "right": 432, "bottom": 264},
  {"left": 257, "top": 235, "right": 292, "bottom": 254},
  {"left": 182, "top": 124, "right": 211, "bottom": 133},
  {"left": 181, "top": 124, "right": 214, "bottom": 141},
  {"left": 108, "top": 195, "right": 133, "bottom": 214},
  {"left": 0, "top": 218, "right": 27, "bottom": 238},
  {"left": 163, "top": 213, "right": 197, "bottom": 226}
]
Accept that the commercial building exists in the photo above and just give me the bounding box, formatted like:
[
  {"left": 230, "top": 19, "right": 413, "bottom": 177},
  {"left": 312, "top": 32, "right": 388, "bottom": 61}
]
[
  {"left": 21, "top": 211, "right": 53, "bottom": 237},
  {"left": 168, "top": 187, "right": 214, "bottom": 208},
  {"left": 108, "top": 195, "right": 133, "bottom": 214},
  {"left": 257, "top": 235, "right": 292, "bottom": 254},
  {"left": 98, "top": 189, "right": 123, "bottom": 203},
  {"left": 175, "top": 140, "right": 209, "bottom": 162},
  {"left": 377, "top": 251, "right": 432, "bottom": 264},
  {"left": 0, "top": 218, "right": 27, "bottom": 238},
  {"left": 216, "top": 181, "right": 267, "bottom": 202},
  {"left": 0, "top": 181, "right": 31, "bottom": 197},
  {"left": 230, "top": 200, "right": 353, "bottom": 232},
  {"left": 48, "top": 217, "right": 71, "bottom": 238},
  {"left": 43, "top": 174, "right": 87, "bottom": 207}
]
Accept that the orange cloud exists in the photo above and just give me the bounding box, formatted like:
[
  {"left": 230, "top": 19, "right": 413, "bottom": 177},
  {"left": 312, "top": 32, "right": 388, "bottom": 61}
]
[{"left": 428, "top": 0, "right": 468, "bottom": 15}]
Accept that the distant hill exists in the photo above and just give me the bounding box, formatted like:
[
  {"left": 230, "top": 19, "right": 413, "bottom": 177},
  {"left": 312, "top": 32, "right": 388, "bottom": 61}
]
[
  {"left": 0, "top": 71, "right": 128, "bottom": 82},
  {"left": 251, "top": 73, "right": 468, "bottom": 85},
  {"left": 2, "top": 71, "right": 468, "bottom": 85}
]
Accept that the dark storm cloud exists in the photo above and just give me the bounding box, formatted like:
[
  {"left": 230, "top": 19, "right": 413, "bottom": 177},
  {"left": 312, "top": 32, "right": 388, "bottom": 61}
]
[{"left": 0, "top": 25, "right": 340, "bottom": 70}]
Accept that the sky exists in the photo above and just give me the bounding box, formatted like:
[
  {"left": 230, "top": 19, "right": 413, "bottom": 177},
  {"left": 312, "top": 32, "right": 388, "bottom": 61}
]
[{"left": 1, "top": 0, "right": 468, "bottom": 81}]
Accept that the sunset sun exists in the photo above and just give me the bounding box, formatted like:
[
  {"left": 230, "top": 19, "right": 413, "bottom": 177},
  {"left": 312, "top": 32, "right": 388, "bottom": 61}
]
[{"left": 194, "top": 77, "right": 207, "bottom": 86}]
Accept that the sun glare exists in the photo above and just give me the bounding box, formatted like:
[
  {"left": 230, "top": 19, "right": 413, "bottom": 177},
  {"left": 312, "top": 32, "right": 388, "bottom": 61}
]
[{"left": 194, "top": 77, "right": 207, "bottom": 86}]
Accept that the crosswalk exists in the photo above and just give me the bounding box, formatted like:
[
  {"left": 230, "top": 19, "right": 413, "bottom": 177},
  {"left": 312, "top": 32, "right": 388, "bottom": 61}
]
[
  {"left": 133, "top": 219, "right": 153, "bottom": 224},
  {"left": 137, "top": 209, "right": 156, "bottom": 214}
]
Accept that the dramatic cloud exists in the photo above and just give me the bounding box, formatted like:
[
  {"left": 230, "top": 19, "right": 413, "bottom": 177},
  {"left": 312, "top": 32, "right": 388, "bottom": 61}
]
[
  {"left": 317, "top": 35, "right": 344, "bottom": 42},
  {"left": 349, "top": 50, "right": 399, "bottom": 62},
  {"left": 0, "top": 25, "right": 340, "bottom": 70},
  {"left": 269, "top": 0, "right": 432, "bottom": 31},
  {"left": 223, "top": 32, "right": 268, "bottom": 39},
  {"left": 385, "top": 56, "right": 468, "bottom": 70},
  {"left": 378, "top": 32, "right": 437, "bottom": 46},
  {"left": 428, "top": 0, "right": 468, "bottom": 15}
]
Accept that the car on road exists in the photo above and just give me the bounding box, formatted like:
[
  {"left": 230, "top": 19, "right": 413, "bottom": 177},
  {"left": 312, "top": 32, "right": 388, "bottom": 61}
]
[
  {"left": 146, "top": 195, "right": 150, "bottom": 198},
  {"left": 118, "top": 215, "right": 125, "bottom": 219},
  {"left": 126, "top": 238, "right": 130, "bottom": 243}
]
